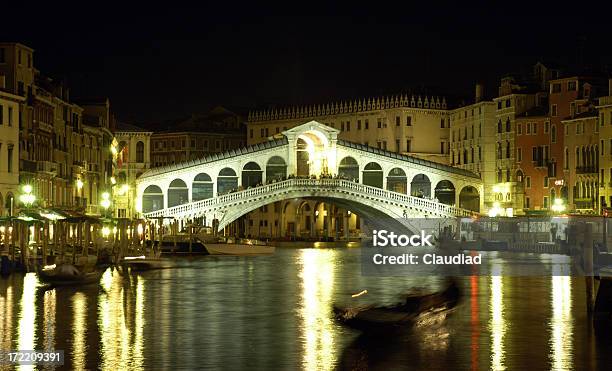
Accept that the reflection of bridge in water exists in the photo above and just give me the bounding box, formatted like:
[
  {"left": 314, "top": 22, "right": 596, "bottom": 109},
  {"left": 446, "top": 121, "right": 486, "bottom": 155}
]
[{"left": 136, "top": 121, "right": 483, "bottom": 232}]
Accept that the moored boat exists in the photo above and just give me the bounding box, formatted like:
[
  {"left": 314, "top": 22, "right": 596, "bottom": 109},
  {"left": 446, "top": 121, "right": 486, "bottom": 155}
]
[
  {"left": 203, "top": 238, "right": 275, "bottom": 255},
  {"left": 38, "top": 264, "right": 102, "bottom": 286},
  {"left": 121, "top": 255, "right": 175, "bottom": 270}
]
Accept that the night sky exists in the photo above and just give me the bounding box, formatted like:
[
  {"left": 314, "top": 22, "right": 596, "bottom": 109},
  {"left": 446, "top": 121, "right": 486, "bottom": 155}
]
[{"left": 3, "top": 3, "right": 611, "bottom": 125}]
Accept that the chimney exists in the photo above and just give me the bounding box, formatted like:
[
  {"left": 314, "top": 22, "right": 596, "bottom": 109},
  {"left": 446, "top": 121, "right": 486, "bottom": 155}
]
[{"left": 475, "top": 83, "right": 484, "bottom": 103}]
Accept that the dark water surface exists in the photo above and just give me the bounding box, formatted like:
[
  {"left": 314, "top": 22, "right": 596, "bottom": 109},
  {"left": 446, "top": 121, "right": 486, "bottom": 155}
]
[{"left": 1, "top": 247, "right": 611, "bottom": 370}]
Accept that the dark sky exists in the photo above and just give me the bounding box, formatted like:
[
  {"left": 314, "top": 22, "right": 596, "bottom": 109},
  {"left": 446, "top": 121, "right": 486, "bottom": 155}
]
[{"left": 3, "top": 3, "right": 612, "bottom": 125}]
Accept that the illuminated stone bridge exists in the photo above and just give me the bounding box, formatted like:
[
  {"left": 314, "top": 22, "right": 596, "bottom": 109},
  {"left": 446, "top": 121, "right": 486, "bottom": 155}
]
[{"left": 136, "top": 121, "right": 483, "bottom": 231}]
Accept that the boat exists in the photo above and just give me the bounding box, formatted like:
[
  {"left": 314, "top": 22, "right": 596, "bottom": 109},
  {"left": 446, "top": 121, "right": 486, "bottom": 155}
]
[
  {"left": 203, "top": 238, "right": 275, "bottom": 255},
  {"left": 38, "top": 264, "right": 102, "bottom": 286},
  {"left": 333, "top": 280, "right": 461, "bottom": 333},
  {"left": 121, "top": 248, "right": 174, "bottom": 270}
]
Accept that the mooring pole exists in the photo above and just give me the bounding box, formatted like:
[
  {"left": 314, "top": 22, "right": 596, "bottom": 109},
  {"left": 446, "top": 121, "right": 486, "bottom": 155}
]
[{"left": 584, "top": 222, "right": 594, "bottom": 313}]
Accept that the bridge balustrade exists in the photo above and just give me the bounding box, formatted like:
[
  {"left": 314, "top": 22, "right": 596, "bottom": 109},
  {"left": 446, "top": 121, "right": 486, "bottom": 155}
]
[{"left": 143, "top": 178, "right": 477, "bottom": 219}]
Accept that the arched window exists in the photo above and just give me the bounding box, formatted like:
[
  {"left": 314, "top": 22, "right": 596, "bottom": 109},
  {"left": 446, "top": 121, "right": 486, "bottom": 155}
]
[
  {"left": 506, "top": 141, "right": 510, "bottom": 158},
  {"left": 516, "top": 170, "right": 524, "bottom": 183},
  {"left": 497, "top": 143, "right": 502, "bottom": 159},
  {"left": 506, "top": 118, "right": 511, "bottom": 132},
  {"left": 564, "top": 147, "right": 569, "bottom": 169},
  {"left": 136, "top": 141, "right": 144, "bottom": 163},
  {"left": 551, "top": 125, "right": 557, "bottom": 143},
  {"left": 497, "top": 120, "right": 502, "bottom": 133}
]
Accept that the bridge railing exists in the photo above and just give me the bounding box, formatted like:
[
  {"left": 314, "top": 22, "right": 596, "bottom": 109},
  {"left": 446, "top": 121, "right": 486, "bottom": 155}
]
[{"left": 144, "top": 178, "right": 478, "bottom": 218}]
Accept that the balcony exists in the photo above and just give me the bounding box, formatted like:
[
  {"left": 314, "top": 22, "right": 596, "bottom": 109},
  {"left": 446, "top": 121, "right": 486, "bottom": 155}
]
[
  {"left": 576, "top": 166, "right": 597, "bottom": 174},
  {"left": 20, "top": 159, "right": 37, "bottom": 173},
  {"left": 598, "top": 96, "right": 612, "bottom": 106},
  {"left": 37, "top": 161, "right": 58, "bottom": 175}
]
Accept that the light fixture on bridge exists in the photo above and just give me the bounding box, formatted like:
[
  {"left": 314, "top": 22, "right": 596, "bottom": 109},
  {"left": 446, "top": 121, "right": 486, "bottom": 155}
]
[
  {"left": 488, "top": 202, "right": 503, "bottom": 218},
  {"left": 19, "top": 184, "right": 36, "bottom": 207},
  {"left": 551, "top": 198, "right": 566, "bottom": 213},
  {"left": 76, "top": 179, "right": 84, "bottom": 189},
  {"left": 101, "top": 192, "right": 111, "bottom": 209}
]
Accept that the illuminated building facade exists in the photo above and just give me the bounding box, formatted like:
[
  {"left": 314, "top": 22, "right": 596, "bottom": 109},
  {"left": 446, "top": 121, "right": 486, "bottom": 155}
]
[
  {"left": 597, "top": 80, "right": 612, "bottom": 210},
  {"left": 0, "top": 90, "right": 22, "bottom": 215}
]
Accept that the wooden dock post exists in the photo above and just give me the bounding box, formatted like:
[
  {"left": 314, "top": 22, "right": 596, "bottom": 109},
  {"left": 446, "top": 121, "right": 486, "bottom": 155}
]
[
  {"left": 584, "top": 223, "right": 594, "bottom": 313},
  {"left": 42, "top": 221, "right": 49, "bottom": 266}
]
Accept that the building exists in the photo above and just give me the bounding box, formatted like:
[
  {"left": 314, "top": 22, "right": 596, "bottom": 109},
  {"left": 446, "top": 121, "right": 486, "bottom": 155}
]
[
  {"left": 0, "top": 42, "right": 115, "bottom": 214},
  {"left": 562, "top": 108, "right": 599, "bottom": 212},
  {"left": 151, "top": 106, "right": 245, "bottom": 168},
  {"left": 247, "top": 94, "right": 450, "bottom": 163},
  {"left": 0, "top": 90, "right": 23, "bottom": 215},
  {"left": 449, "top": 84, "right": 498, "bottom": 213},
  {"left": 597, "top": 79, "right": 612, "bottom": 210},
  {"left": 113, "top": 122, "right": 153, "bottom": 218},
  {"left": 515, "top": 107, "right": 551, "bottom": 211}
]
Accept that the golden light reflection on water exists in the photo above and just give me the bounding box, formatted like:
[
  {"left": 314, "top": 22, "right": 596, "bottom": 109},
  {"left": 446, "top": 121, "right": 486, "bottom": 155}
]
[
  {"left": 42, "top": 289, "right": 56, "bottom": 352},
  {"left": 550, "top": 276, "right": 573, "bottom": 371},
  {"left": 0, "top": 286, "right": 13, "bottom": 352},
  {"left": 72, "top": 292, "right": 87, "bottom": 369},
  {"left": 17, "top": 273, "right": 38, "bottom": 371},
  {"left": 489, "top": 275, "right": 506, "bottom": 371},
  {"left": 299, "top": 249, "right": 336, "bottom": 371},
  {"left": 98, "top": 268, "right": 145, "bottom": 371}
]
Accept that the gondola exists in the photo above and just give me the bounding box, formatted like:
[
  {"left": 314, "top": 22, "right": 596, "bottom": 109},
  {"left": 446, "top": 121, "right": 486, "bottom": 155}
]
[
  {"left": 38, "top": 264, "right": 103, "bottom": 286},
  {"left": 333, "top": 280, "right": 461, "bottom": 333}
]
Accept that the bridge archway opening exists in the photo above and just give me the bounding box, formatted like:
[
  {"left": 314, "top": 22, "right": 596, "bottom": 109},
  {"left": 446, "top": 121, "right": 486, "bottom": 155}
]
[
  {"left": 266, "top": 156, "right": 287, "bottom": 182},
  {"left": 411, "top": 174, "right": 431, "bottom": 198},
  {"left": 387, "top": 168, "right": 407, "bottom": 194},
  {"left": 435, "top": 180, "right": 456, "bottom": 205},
  {"left": 459, "top": 186, "right": 480, "bottom": 212},
  {"left": 192, "top": 173, "right": 214, "bottom": 201},
  {"left": 143, "top": 185, "right": 164, "bottom": 213},
  {"left": 242, "top": 162, "right": 263, "bottom": 187},
  {"left": 218, "top": 168, "right": 238, "bottom": 195},
  {"left": 296, "top": 138, "right": 310, "bottom": 177},
  {"left": 362, "top": 162, "right": 383, "bottom": 188},
  {"left": 168, "top": 179, "right": 188, "bottom": 207},
  {"left": 338, "top": 156, "right": 359, "bottom": 182}
]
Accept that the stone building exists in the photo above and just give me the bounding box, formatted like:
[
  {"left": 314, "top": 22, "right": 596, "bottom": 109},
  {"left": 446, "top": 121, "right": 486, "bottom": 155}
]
[
  {"left": 597, "top": 80, "right": 612, "bottom": 211},
  {"left": 0, "top": 90, "right": 22, "bottom": 215}
]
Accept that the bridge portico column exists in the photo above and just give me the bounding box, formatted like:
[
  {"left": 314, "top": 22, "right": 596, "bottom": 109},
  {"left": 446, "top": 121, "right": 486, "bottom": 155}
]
[
  {"left": 344, "top": 212, "right": 350, "bottom": 240},
  {"left": 285, "top": 132, "right": 298, "bottom": 176}
]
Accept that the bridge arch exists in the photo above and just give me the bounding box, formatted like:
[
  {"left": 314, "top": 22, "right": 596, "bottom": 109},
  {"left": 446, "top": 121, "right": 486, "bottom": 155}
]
[
  {"left": 168, "top": 179, "right": 189, "bottom": 207},
  {"left": 459, "top": 185, "right": 480, "bottom": 212},
  {"left": 434, "top": 180, "right": 456, "bottom": 205},
  {"left": 242, "top": 162, "right": 263, "bottom": 188},
  {"left": 192, "top": 173, "right": 214, "bottom": 201},
  {"left": 387, "top": 167, "right": 407, "bottom": 194},
  {"left": 143, "top": 185, "right": 164, "bottom": 213},
  {"left": 218, "top": 168, "right": 238, "bottom": 195},
  {"left": 362, "top": 162, "right": 383, "bottom": 188},
  {"left": 338, "top": 156, "right": 359, "bottom": 182},
  {"left": 410, "top": 174, "right": 431, "bottom": 198},
  {"left": 266, "top": 156, "right": 287, "bottom": 182}
]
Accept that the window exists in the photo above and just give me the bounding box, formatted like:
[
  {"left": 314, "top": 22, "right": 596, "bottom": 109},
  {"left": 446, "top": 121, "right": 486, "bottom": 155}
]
[
  {"left": 526, "top": 197, "right": 530, "bottom": 208},
  {"left": 497, "top": 120, "right": 502, "bottom": 133},
  {"left": 526, "top": 176, "right": 531, "bottom": 188},
  {"left": 506, "top": 118, "right": 511, "bottom": 132},
  {"left": 275, "top": 127, "right": 279, "bottom": 134},
  {"left": 532, "top": 147, "right": 538, "bottom": 161},
  {"left": 517, "top": 148, "right": 522, "bottom": 162},
  {"left": 551, "top": 125, "right": 557, "bottom": 143},
  {"left": 357, "top": 120, "right": 361, "bottom": 130},
  {"left": 440, "top": 118, "right": 445, "bottom": 128},
  {"left": 406, "top": 116, "right": 412, "bottom": 126},
  {"left": 440, "top": 142, "right": 445, "bottom": 154},
  {"left": 265, "top": 128, "right": 269, "bottom": 137},
  {"left": 564, "top": 148, "right": 569, "bottom": 169},
  {"left": 517, "top": 123, "right": 522, "bottom": 135},
  {"left": 471, "top": 125, "right": 474, "bottom": 139},
  {"left": 346, "top": 121, "right": 350, "bottom": 131},
  {"left": 551, "top": 104, "right": 558, "bottom": 116},
  {"left": 136, "top": 141, "right": 144, "bottom": 163},
  {"left": 7, "top": 146, "right": 12, "bottom": 173},
  {"left": 533, "top": 123, "right": 537, "bottom": 134},
  {"left": 545, "top": 122, "right": 549, "bottom": 133},
  {"left": 544, "top": 177, "right": 549, "bottom": 187},
  {"left": 497, "top": 101, "right": 502, "bottom": 109},
  {"left": 17, "top": 81, "right": 24, "bottom": 96},
  {"left": 505, "top": 99, "right": 511, "bottom": 107},
  {"left": 341, "top": 122, "right": 344, "bottom": 131},
  {"left": 506, "top": 141, "right": 510, "bottom": 158},
  {"left": 526, "top": 122, "right": 531, "bottom": 134},
  {"left": 406, "top": 140, "right": 411, "bottom": 152},
  {"left": 478, "top": 146, "right": 482, "bottom": 161},
  {"left": 544, "top": 196, "right": 549, "bottom": 209},
  {"left": 260, "top": 128, "right": 264, "bottom": 137},
  {"left": 365, "top": 120, "right": 369, "bottom": 130},
  {"left": 552, "top": 83, "right": 561, "bottom": 93},
  {"left": 395, "top": 116, "right": 400, "bottom": 126},
  {"left": 377, "top": 119, "right": 382, "bottom": 129},
  {"left": 568, "top": 81, "right": 577, "bottom": 91}
]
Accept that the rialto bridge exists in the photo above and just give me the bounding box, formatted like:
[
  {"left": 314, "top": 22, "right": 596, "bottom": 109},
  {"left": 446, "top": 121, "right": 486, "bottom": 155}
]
[{"left": 136, "top": 121, "right": 483, "bottom": 235}]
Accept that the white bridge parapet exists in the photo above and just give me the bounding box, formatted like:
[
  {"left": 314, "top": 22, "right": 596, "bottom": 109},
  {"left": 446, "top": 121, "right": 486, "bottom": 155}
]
[{"left": 144, "top": 178, "right": 477, "bottom": 230}]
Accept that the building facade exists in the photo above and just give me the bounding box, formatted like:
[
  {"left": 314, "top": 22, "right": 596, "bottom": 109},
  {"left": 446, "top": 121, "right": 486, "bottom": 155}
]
[
  {"left": 597, "top": 80, "right": 612, "bottom": 210},
  {"left": 0, "top": 90, "right": 22, "bottom": 215},
  {"left": 113, "top": 122, "right": 153, "bottom": 218}
]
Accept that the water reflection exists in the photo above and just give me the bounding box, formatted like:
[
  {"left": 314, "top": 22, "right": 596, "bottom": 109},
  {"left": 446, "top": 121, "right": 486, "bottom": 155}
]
[
  {"left": 299, "top": 249, "right": 336, "bottom": 371},
  {"left": 0, "top": 285, "right": 13, "bottom": 352},
  {"left": 489, "top": 275, "right": 506, "bottom": 371},
  {"left": 98, "top": 268, "right": 145, "bottom": 370},
  {"left": 72, "top": 292, "right": 87, "bottom": 369},
  {"left": 17, "top": 273, "right": 38, "bottom": 371},
  {"left": 42, "top": 289, "right": 56, "bottom": 353},
  {"left": 550, "top": 276, "right": 573, "bottom": 370}
]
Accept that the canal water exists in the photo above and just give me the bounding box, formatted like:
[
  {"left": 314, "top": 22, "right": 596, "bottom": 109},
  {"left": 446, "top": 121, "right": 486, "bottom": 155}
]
[{"left": 1, "top": 247, "right": 611, "bottom": 370}]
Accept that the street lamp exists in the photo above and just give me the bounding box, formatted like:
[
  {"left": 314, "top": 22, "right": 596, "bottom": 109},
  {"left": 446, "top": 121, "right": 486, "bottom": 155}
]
[
  {"left": 101, "top": 192, "right": 111, "bottom": 217},
  {"left": 551, "top": 198, "right": 566, "bottom": 213},
  {"left": 19, "top": 184, "right": 36, "bottom": 208}
]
